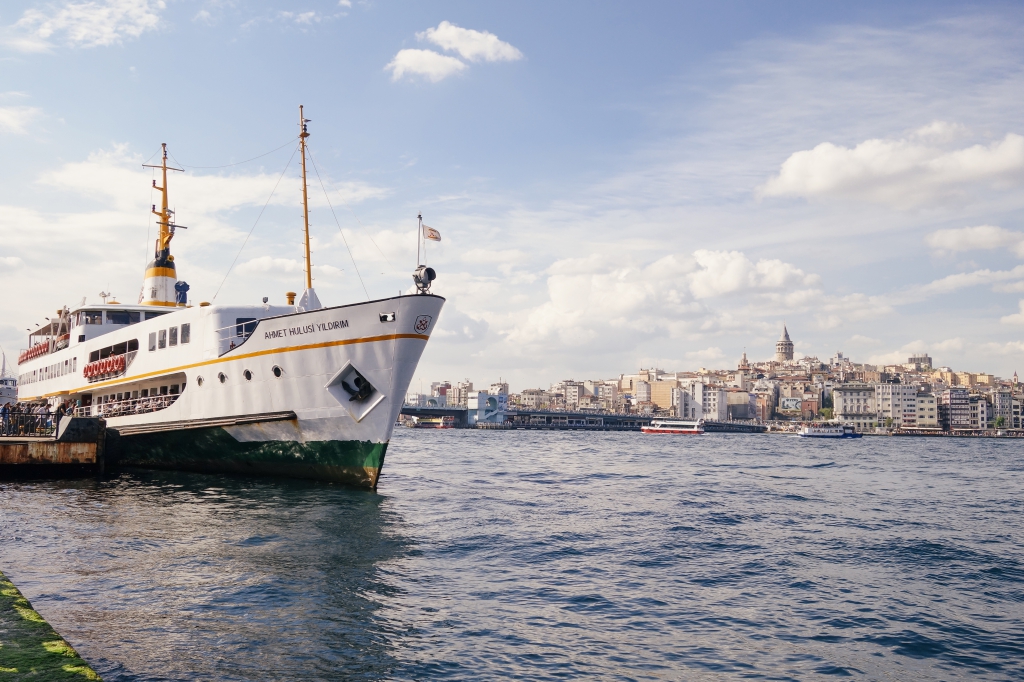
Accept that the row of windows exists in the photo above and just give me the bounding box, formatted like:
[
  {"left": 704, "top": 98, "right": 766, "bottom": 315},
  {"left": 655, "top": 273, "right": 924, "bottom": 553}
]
[
  {"left": 75, "top": 310, "right": 168, "bottom": 326},
  {"left": 18, "top": 357, "right": 78, "bottom": 385},
  {"left": 149, "top": 324, "right": 191, "bottom": 351},
  {"left": 97, "top": 384, "right": 184, "bottom": 403}
]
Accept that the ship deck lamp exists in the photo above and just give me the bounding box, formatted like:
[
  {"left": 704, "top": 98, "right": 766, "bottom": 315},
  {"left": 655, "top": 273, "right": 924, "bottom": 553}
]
[{"left": 413, "top": 265, "right": 436, "bottom": 294}]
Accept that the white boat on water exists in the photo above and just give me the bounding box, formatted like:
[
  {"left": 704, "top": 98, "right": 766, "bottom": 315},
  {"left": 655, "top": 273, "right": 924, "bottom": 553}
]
[
  {"left": 0, "top": 350, "right": 15, "bottom": 406},
  {"left": 798, "top": 424, "right": 862, "bottom": 439},
  {"left": 641, "top": 419, "right": 704, "bottom": 434},
  {"left": 15, "top": 108, "right": 444, "bottom": 488}
]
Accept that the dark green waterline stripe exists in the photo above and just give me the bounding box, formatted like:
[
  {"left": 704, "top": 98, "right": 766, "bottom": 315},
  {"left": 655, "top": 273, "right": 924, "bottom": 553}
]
[{"left": 0, "top": 570, "right": 101, "bottom": 680}]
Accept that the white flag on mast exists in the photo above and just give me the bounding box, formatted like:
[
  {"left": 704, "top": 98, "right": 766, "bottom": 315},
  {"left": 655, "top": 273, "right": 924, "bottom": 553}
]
[{"left": 422, "top": 224, "right": 441, "bottom": 242}]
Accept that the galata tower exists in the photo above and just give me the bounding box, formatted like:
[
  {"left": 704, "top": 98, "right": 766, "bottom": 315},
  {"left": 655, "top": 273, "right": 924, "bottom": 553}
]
[{"left": 775, "top": 325, "right": 794, "bottom": 362}]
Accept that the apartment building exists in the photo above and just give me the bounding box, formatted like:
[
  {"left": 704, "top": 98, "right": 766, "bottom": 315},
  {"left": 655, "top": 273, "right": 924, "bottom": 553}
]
[
  {"left": 833, "top": 384, "right": 876, "bottom": 431},
  {"left": 875, "top": 383, "right": 918, "bottom": 427},
  {"left": 938, "top": 388, "right": 971, "bottom": 431},
  {"left": 916, "top": 393, "right": 938, "bottom": 428}
]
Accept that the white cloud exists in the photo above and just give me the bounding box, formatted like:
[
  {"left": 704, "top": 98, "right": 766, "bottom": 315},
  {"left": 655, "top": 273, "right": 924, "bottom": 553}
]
[
  {"left": 338, "top": 0, "right": 352, "bottom": 6},
  {"left": 0, "top": 106, "right": 41, "bottom": 134},
  {"left": 418, "top": 21, "right": 522, "bottom": 62},
  {"left": 687, "top": 250, "right": 818, "bottom": 299},
  {"left": 385, "top": 49, "right": 466, "bottom": 83},
  {"left": 0, "top": 256, "right": 23, "bottom": 268},
  {"left": 926, "top": 225, "right": 1024, "bottom": 257},
  {"left": 867, "top": 338, "right": 964, "bottom": 366},
  {"left": 11, "top": 0, "right": 165, "bottom": 49},
  {"left": 1000, "top": 300, "right": 1024, "bottom": 325},
  {"left": 760, "top": 128, "right": 1024, "bottom": 209}
]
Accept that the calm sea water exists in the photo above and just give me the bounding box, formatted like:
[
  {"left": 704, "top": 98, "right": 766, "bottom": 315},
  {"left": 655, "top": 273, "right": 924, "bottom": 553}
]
[{"left": 1, "top": 431, "right": 1023, "bottom": 680}]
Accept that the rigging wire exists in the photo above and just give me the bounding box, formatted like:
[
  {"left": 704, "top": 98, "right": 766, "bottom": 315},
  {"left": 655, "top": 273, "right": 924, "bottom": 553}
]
[
  {"left": 168, "top": 137, "right": 298, "bottom": 170},
  {"left": 143, "top": 167, "right": 155, "bottom": 268},
  {"left": 212, "top": 143, "right": 301, "bottom": 301},
  {"left": 142, "top": 147, "right": 162, "bottom": 166},
  {"left": 305, "top": 145, "right": 397, "bottom": 273},
  {"left": 306, "top": 146, "right": 370, "bottom": 300}
]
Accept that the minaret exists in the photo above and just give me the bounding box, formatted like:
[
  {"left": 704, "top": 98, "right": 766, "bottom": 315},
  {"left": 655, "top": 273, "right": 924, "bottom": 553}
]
[
  {"left": 141, "top": 144, "right": 187, "bottom": 307},
  {"left": 775, "top": 324, "right": 794, "bottom": 362}
]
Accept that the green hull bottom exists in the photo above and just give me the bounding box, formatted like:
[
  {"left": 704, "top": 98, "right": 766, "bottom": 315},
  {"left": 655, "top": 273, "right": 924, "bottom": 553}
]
[{"left": 115, "top": 426, "right": 388, "bottom": 489}]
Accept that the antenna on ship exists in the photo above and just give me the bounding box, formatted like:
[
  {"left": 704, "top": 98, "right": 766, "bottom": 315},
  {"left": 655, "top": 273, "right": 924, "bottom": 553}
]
[
  {"left": 142, "top": 144, "right": 189, "bottom": 307},
  {"left": 295, "top": 105, "right": 322, "bottom": 312}
]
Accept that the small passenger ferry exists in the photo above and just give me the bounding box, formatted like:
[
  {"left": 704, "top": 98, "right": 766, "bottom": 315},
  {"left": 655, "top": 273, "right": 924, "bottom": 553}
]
[
  {"left": 641, "top": 419, "right": 704, "bottom": 434},
  {"left": 411, "top": 416, "right": 455, "bottom": 429},
  {"left": 798, "top": 424, "right": 862, "bottom": 439},
  {"left": 15, "top": 108, "right": 444, "bottom": 488}
]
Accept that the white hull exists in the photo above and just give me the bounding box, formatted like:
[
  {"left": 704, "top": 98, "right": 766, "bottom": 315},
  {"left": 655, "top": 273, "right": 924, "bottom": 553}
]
[{"left": 17, "top": 294, "right": 444, "bottom": 486}]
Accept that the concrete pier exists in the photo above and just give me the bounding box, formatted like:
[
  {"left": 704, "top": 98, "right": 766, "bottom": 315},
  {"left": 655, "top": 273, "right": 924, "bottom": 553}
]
[
  {"left": 0, "top": 570, "right": 101, "bottom": 679},
  {"left": 0, "top": 417, "right": 105, "bottom": 478}
]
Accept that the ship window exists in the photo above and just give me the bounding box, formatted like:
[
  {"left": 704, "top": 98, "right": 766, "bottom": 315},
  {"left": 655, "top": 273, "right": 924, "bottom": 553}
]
[
  {"left": 141, "top": 388, "right": 149, "bottom": 397},
  {"left": 148, "top": 332, "right": 156, "bottom": 352},
  {"left": 218, "top": 372, "right": 227, "bottom": 383},
  {"left": 272, "top": 366, "right": 283, "bottom": 378},
  {"left": 127, "top": 339, "right": 138, "bottom": 352},
  {"left": 243, "top": 369, "right": 252, "bottom": 381},
  {"left": 89, "top": 350, "right": 100, "bottom": 363},
  {"left": 196, "top": 376, "right": 204, "bottom": 387},
  {"left": 132, "top": 391, "right": 138, "bottom": 399},
  {"left": 145, "top": 311, "right": 168, "bottom": 320},
  {"left": 158, "top": 329, "right": 167, "bottom": 349},
  {"left": 169, "top": 384, "right": 179, "bottom": 395},
  {"left": 236, "top": 318, "right": 257, "bottom": 338},
  {"left": 106, "top": 311, "right": 132, "bottom": 325},
  {"left": 181, "top": 323, "right": 191, "bottom": 344},
  {"left": 83, "top": 311, "right": 103, "bottom": 325},
  {"left": 169, "top": 327, "right": 178, "bottom": 346},
  {"left": 112, "top": 341, "right": 128, "bottom": 355},
  {"left": 160, "top": 385, "right": 168, "bottom": 395}
]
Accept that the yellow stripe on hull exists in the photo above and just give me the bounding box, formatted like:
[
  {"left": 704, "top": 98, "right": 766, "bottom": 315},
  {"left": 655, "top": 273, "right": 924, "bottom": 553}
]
[{"left": 145, "top": 266, "right": 177, "bottom": 278}]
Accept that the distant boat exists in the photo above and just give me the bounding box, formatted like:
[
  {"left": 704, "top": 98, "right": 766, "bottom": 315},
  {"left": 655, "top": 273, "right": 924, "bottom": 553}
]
[
  {"left": 0, "top": 348, "right": 15, "bottom": 406},
  {"left": 411, "top": 416, "right": 455, "bottom": 429},
  {"left": 798, "top": 424, "right": 862, "bottom": 439},
  {"left": 641, "top": 419, "right": 704, "bottom": 434}
]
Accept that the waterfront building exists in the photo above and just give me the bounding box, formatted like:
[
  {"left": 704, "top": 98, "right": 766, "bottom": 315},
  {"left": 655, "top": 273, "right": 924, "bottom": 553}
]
[
  {"left": 833, "top": 384, "right": 877, "bottom": 431},
  {"left": 875, "top": 383, "right": 919, "bottom": 427},
  {"left": 969, "top": 395, "right": 990, "bottom": 430},
  {"left": 635, "top": 381, "right": 652, "bottom": 404},
  {"left": 938, "top": 388, "right": 971, "bottom": 431},
  {"left": 775, "top": 325, "right": 794, "bottom": 362},
  {"left": 519, "top": 388, "right": 549, "bottom": 410},
  {"left": 916, "top": 393, "right": 938, "bottom": 428},
  {"left": 489, "top": 381, "right": 509, "bottom": 396},
  {"left": 649, "top": 380, "right": 679, "bottom": 411},
  {"left": 449, "top": 380, "right": 474, "bottom": 408}
]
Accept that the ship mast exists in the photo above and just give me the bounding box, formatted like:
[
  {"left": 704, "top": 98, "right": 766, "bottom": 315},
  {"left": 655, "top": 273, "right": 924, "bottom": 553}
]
[
  {"left": 299, "top": 105, "right": 313, "bottom": 291},
  {"left": 141, "top": 145, "right": 186, "bottom": 307}
]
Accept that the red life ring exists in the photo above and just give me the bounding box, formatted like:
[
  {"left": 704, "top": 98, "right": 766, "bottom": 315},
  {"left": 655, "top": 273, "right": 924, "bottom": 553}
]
[{"left": 116, "top": 355, "right": 125, "bottom": 371}]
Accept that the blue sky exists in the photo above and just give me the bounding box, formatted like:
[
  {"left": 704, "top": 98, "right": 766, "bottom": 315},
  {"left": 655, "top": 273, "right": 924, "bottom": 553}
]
[{"left": 2, "top": 1, "right": 1023, "bottom": 389}]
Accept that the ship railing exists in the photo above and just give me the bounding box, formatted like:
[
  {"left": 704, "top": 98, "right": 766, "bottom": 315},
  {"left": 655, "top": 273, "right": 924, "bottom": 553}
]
[
  {"left": 75, "top": 393, "right": 180, "bottom": 418},
  {"left": 0, "top": 410, "right": 59, "bottom": 437},
  {"left": 213, "top": 321, "right": 258, "bottom": 357}
]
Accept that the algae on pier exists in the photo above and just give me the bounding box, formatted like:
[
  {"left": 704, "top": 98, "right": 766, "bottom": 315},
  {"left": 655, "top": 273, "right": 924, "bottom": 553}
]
[{"left": 0, "top": 571, "right": 100, "bottom": 680}]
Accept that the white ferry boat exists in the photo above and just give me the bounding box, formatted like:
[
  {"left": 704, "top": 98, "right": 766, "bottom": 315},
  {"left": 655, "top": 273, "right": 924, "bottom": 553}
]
[
  {"left": 15, "top": 108, "right": 444, "bottom": 488},
  {"left": 798, "top": 424, "right": 862, "bottom": 439},
  {"left": 0, "top": 350, "right": 15, "bottom": 406},
  {"left": 641, "top": 419, "right": 704, "bottom": 434}
]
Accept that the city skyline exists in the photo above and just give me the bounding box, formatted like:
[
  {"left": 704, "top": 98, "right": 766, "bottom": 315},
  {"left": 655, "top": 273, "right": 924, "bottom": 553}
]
[{"left": 1, "top": 2, "right": 1024, "bottom": 388}]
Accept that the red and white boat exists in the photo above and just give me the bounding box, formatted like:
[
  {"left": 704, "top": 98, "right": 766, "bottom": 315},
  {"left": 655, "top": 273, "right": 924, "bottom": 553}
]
[{"left": 641, "top": 419, "right": 704, "bottom": 434}]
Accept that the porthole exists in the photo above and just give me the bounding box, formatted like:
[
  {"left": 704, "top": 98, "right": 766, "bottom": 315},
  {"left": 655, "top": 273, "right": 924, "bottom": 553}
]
[
  {"left": 272, "top": 365, "right": 283, "bottom": 378},
  {"left": 197, "top": 376, "right": 204, "bottom": 387},
  {"left": 243, "top": 369, "right": 253, "bottom": 381},
  {"left": 218, "top": 372, "right": 227, "bottom": 383}
]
